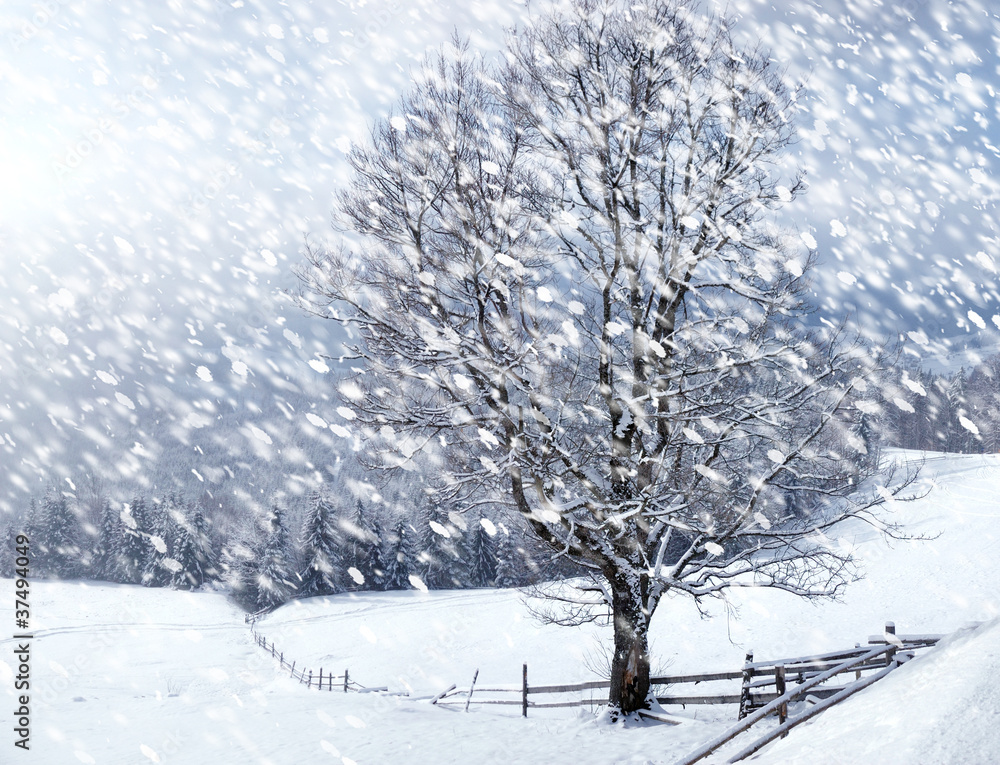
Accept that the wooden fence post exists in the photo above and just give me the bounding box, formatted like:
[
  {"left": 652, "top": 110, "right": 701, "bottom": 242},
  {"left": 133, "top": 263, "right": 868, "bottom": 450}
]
[
  {"left": 344, "top": 669, "right": 349, "bottom": 693},
  {"left": 290, "top": 661, "right": 296, "bottom": 679},
  {"left": 522, "top": 664, "right": 529, "bottom": 718},
  {"left": 774, "top": 665, "right": 787, "bottom": 734},
  {"left": 738, "top": 651, "right": 754, "bottom": 720},
  {"left": 319, "top": 669, "right": 323, "bottom": 690},
  {"left": 308, "top": 670, "right": 313, "bottom": 688},
  {"left": 465, "top": 668, "right": 479, "bottom": 712},
  {"left": 885, "top": 622, "right": 897, "bottom": 667}
]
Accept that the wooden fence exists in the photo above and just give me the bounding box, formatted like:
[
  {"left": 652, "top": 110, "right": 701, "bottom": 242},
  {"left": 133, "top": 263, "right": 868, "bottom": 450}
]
[
  {"left": 433, "top": 622, "right": 941, "bottom": 726},
  {"left": 244, "top": 605, "right": 276, "bottom": 625},
  {"left": 248, "top": 622, "right": 390, "bottom": 694},
  {"left": 673, "top": 623, "right": 942, "bottom": 764},
  {"left": 245, "top": 607, "right": 941, "bottom": 762}
]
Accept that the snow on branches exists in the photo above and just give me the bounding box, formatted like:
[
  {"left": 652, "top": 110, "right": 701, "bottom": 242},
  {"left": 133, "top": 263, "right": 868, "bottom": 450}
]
[{"left": 298, "top": 0, "right": 916, "bottom": 714}]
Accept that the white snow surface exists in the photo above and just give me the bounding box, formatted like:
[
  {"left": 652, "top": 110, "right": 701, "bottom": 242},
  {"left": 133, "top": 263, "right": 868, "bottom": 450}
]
[{"left": 2, "top": 450, "right": 1000, "bottom": 763}]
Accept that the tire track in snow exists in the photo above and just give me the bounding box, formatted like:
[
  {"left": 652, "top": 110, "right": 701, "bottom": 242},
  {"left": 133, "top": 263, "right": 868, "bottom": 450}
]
[
  {"left": 0, "top": 620, "right": 238, "bottom": 645},
  {"left": 261, "top": 590, "right": 514, "bottom": 630}
]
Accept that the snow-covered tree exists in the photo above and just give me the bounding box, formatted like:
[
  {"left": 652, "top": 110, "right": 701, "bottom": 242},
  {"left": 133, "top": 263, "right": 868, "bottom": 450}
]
[
  {"left": 143, "top": 496, "right": 177, "bottom": 587},
  {"left": 341, "top": 500, "right": 384, "bottom": 590},
  {"left": 297, "top": 491, "right": 344, "bottom": 597},
  {"left": 120, "top": 497, "right": 152, "bottom": 585},
  {"left": 0, "top": 519, "right": 16, "bottom": 578},
  {"left": 467, "top": 517, "right": 499, "bottom": 588},
  {"left": 493, "top": 528, "right": 519, "bottom": 589},
  {"left": 966, "top": 358, "right": 1000, "bottom": 452},
  {"left": 300, "top": 0, "right": 913, "bottom": 714},
  {"left": 946, "top": 371, "right": 977, "bottom": 453},
  {"left": 360, "top": 515, "right": 386, "bottom": 591},
  {"left": 256, "top": 505, "right": 297, "bottom": 607},
  {"left": 37, "top": 492, "right": 83, "bottom": 579},
  {"left": 222, "top": 538, "right": 261, "bottom": 610},
  {"left": 170, "top": 503, "right": 217, "bottom": 590},
  {"left": 416, "top": 503, "right": 467, "bottom": 590},
  {"left": 382, "top": 518, "right": 415, "bottom": 591},
  {"left": 92, "top": 501, "right": 125, "bottom": 582}
]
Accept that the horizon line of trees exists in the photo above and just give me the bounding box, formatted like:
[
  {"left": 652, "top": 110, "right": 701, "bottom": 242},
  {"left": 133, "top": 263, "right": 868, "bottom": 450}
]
[
  {"left": 5, "top": 350, "right": 1000, "bottom": 611},
  {"left": 0, "top": 485, "right": 580, "bottom": 611}
]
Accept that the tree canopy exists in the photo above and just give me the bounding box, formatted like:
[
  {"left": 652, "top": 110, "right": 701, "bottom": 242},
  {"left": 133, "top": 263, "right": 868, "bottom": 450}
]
[{"left": 300, "top": 0, "right": 912, "bottom": 714}]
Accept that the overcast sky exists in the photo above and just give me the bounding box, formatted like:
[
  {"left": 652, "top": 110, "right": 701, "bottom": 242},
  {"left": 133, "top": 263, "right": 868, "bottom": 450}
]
[{"left": 2, "top": 0, "right": 999, "bottom": 509}]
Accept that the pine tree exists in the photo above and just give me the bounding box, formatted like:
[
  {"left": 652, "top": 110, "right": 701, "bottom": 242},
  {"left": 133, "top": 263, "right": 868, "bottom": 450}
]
[
  {"left": 417, "top": 503, "right": 467, "bottom": 589},
  {"left": 142, "top": 497, "right": 175, "bottom": 587},
  {"left": 190, "top": 507, "right": 219, "bottom": 584},
  {"left": 382, "top": 519, "right": 414, "bottom": 591},
  {"left": 494, "top": 529, "right": 519, "bottom": 589},
  {"left": 169, "top": 518, "right": 199, "bottom": 590},
  {"left": 168, "top": 500, "right": 218, "bottom": 590},
  {"left": 92, "top": 502, "right": 125, "bottom": 582},
  {"left": 467, "top": 517, "right": 499, "bottom": 588},
  {"left": 256, "top": 506, "right": 296, "bottom": 608},
  {"left": 120, "top": 496, "right": 152, "bottom": 585},
  {"left": 361, "top": 516, "right": 386, "bottom": 591},
  {"left": 947, "top": 370, "right": 978, "bottom": 453},
  {"left": 298, "top": 492, "right": 343, "bottom": 597},
  {"left": 38, "top": 492, "right": 83, "bottom": 579},
  {"left": 0, "top": 519, "right": 14, "bottom": 578},
  {"left": 342, "top": 501, "right": 384, "bottom": 590},
  {"left": 222, "top": 537, "right": 262, "bottom": 610}
]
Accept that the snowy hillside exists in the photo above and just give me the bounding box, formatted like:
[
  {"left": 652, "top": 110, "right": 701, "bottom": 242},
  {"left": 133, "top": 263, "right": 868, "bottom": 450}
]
[{"left": 1, "top": 450, "right": 1000, "bottom": 763}]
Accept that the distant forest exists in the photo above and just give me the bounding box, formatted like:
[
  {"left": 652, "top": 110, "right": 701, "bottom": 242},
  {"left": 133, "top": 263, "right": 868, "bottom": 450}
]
[
  {"left": 4, "top": 351, "right": 1000, "bottom": 609},
  {"left": 886, "top": 355, "right": 1000, "bottom": 453},
  {"left": 0, "top": 467, "right": 579, "bottom": 611}
]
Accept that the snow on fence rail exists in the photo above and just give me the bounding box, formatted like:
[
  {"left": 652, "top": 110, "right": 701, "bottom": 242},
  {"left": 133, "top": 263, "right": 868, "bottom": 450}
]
[{"left": 673, "top": 622, "right": 943, "bottom": 765}]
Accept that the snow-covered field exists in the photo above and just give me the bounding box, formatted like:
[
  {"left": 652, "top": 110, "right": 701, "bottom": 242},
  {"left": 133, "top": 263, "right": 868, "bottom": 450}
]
[{"left": 3, "top": 450, "right": 1000, "bottom": 764}]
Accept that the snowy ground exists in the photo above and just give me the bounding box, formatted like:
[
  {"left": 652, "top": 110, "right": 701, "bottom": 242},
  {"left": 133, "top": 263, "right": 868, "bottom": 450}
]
[{"left": 2, "top": 450, "right": 1000, "bottom": 764}]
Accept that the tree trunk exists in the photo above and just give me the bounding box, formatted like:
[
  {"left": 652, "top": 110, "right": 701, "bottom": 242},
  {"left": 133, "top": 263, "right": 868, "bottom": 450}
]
[{"left": 608, "top": 578, "right": 651, "bottom": 715}]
